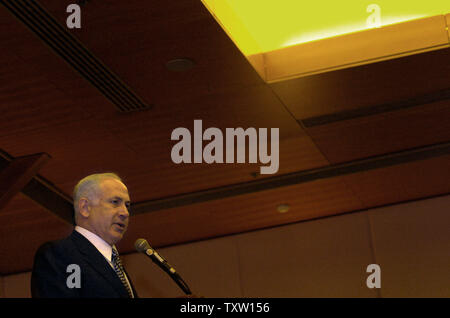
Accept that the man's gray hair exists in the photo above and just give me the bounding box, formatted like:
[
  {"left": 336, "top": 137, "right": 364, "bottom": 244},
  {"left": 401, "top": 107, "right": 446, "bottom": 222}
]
[{"left": 72, "top": 172, "right": 123, "bottom": 224}]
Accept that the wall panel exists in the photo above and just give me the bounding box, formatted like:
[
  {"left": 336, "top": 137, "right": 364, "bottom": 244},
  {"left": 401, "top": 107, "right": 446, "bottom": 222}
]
[{"left": 369, "top": 195, "right": 450, "bottom": 297}]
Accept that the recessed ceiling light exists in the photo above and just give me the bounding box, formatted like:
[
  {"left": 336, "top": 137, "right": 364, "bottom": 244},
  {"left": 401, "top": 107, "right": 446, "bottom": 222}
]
[
  {"left": 166, "top": 58, "right": 195, "bottom": 72},
  {"left": 277, "top": 204, "right": 290, "bottom": 213}
]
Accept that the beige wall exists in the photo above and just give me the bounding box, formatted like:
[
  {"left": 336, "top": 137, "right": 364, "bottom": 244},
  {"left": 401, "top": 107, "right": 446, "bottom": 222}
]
[
  {"left": 369, "top": 196, "right": 450, "bottom": 297},
  {"left": 2, "top": 194, "right": 449, "bottom": 297},
  {"left": 1, "top": 272, "right": 31, "bottom": 298}
]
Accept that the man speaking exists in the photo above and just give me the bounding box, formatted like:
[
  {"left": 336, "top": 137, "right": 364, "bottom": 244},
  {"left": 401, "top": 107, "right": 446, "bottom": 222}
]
[{"left": 31, "top": 173, "right": 137, "bottom": 298}]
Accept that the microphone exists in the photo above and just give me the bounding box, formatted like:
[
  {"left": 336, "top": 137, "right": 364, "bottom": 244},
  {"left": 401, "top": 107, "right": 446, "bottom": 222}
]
[
  {"left": 135, "top": 238, "right": 192, "bottom": 295},
  {"left": 135, "top": 238, "right": 177, "bottom": 274}
]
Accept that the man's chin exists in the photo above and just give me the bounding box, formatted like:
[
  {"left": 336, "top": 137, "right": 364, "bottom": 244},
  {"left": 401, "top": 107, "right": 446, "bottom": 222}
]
[{"left": 108, "top": 231, "right": 125, "bottom": 245}]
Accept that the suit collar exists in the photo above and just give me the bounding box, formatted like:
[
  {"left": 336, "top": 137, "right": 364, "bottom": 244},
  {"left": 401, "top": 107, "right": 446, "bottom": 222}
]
[
  {"left": 74, "top": 226, "right": 113, "bottom": 263},
  {"left": 69, "top": 230, "right": 130, "bottom": 298}
]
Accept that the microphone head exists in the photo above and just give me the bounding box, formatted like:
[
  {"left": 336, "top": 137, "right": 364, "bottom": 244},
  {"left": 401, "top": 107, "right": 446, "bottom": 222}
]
[{"left": 135, "top": 238, "right": 151, "bottom": 253}]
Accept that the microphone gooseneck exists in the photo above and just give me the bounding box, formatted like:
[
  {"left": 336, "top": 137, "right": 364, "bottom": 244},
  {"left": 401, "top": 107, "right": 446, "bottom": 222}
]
[{"left": 134, "top": 238, "right": 192, "bottom": 295}]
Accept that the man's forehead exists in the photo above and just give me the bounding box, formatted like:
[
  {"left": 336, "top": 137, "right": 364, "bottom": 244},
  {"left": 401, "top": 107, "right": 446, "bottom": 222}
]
[{"left": 99, "top": 178, "right": 130, "bottom": 199}]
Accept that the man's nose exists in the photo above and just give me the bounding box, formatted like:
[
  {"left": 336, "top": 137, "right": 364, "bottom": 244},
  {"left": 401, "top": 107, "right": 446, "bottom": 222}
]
[{"left": 119, "top": 204, "right": 130, "bottom": 219}]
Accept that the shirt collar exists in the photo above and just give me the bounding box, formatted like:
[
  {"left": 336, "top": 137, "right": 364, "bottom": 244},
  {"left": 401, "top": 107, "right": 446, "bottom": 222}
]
[{"left": 75, "top": 226, "right": 114, "bottom": 263}]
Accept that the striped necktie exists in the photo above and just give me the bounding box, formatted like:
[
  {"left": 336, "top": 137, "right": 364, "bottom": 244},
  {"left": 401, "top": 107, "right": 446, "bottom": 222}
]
[{"left": 112, "top": 247, "right": 134, "bottom": 298}]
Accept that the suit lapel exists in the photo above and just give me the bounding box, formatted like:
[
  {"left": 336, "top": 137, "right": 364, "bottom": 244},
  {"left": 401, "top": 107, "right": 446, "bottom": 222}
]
[{"left": 69, "top": 231, "right": 129, "bottom": 297}]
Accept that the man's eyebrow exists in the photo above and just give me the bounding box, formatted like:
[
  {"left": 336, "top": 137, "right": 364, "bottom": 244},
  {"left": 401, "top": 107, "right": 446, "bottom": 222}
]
[
  {"left": 110, "top": 196, "right": 130, "bottom": 202},
  {"left": 110, "top": 196, "right": 122, "bottom": 200}
]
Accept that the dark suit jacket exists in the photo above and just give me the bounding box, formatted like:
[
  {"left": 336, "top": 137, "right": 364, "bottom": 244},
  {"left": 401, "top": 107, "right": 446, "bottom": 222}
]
[{"left": 31, "top": 230, "right": 138, "bottom": 298}]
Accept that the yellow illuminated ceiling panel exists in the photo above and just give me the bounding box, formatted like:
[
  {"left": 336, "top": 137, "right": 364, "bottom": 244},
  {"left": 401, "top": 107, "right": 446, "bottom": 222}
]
[
  {"left": 202, "top": 1, "right": 450, "bottom": 82},
  {"left": 201, "top": 0, "right": 450, "bottom": 56}
]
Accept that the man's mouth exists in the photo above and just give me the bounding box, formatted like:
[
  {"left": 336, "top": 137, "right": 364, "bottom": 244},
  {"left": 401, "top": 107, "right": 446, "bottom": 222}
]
[{"left": 113, "top": 223, "right": 126, "bottom": 231}]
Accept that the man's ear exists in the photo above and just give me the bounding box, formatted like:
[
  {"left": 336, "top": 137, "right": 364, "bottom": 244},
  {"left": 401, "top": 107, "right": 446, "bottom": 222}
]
[{"left": 78, "top": 198, "right": 90, "bottom": 218}]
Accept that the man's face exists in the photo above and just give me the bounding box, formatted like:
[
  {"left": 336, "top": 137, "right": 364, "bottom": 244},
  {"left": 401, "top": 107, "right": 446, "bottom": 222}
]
[{"left": 86, "top": 178, "right": 131, "bottom": 245}]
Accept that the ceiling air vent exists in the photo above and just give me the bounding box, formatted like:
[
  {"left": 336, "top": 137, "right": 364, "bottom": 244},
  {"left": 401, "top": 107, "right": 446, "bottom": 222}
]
[{"left": 1, "top": 0, "right": 152, "bottom": 113}]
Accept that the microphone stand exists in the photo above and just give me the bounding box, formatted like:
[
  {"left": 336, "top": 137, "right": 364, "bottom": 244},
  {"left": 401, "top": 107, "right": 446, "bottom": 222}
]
[{"left": 169, "top": 272, "right": 192, "bottom": 296}]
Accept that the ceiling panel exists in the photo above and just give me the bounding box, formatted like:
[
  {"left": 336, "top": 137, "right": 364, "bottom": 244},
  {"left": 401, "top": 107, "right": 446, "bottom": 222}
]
[
  {"left": 341, "top": 155, "right": 450, "bottom": 208},
  {"left": 304, "top": 99, "right": 450, "bottom": 163},
  {"left": 0, "top": 82, "right": 329, "bottom": 202},
  {"left": 0, "top": 64, "right": 89, "bottom": 137},
  {"left": 118, "top": 176, "right": 365, "bottom": 252},
  {"left": 270, "top": 48, "right": 450, "bottom": 119},
  {"left": 36, "top": 0, "right": 264, "bottom": 107}
]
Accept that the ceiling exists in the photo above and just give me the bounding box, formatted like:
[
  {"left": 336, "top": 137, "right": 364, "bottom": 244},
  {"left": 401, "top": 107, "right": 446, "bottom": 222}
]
[{"left": 0, "top": 0, "right": 449, "bottom": 275}]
